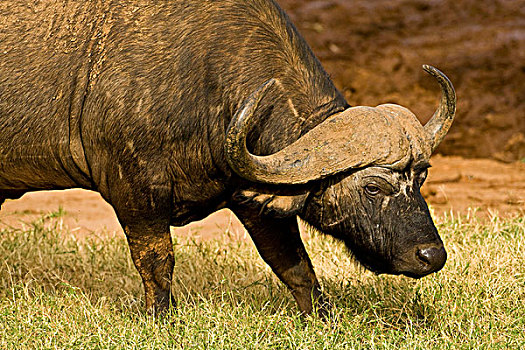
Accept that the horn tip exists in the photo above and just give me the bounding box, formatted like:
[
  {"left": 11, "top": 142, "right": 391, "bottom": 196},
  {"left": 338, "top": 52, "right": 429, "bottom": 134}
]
[
  {"left": 422, "top": 65, "right": 455, "bottom": 93},
  {"left": 254, "top": 78, "right": 278, "bottom": 97},
  {"left": 422, "top": 64, "right": 439, "bottom": 75},
  {"left": 263, "top": 78, "right": 277, "bottom": 88}
]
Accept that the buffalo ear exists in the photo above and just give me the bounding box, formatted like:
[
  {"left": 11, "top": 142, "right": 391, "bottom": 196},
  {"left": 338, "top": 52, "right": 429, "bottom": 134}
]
[{"left": 233, "top": 190, "right": 309, "bottom": 218}]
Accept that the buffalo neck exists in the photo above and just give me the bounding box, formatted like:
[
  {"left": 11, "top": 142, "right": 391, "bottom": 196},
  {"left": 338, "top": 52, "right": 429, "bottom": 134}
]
[{"left": 203, "top": 0, "right": 349, "bottom": 157}]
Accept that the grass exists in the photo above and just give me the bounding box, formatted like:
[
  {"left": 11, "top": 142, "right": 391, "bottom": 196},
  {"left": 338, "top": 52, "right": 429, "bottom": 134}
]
[{"left": 0, "top": 210, "right": 523, "bottom": 349}]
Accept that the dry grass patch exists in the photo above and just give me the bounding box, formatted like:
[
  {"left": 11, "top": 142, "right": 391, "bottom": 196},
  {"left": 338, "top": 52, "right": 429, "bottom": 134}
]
[{"left": 0, "top": 210, "right": 523, "bottom": 349}]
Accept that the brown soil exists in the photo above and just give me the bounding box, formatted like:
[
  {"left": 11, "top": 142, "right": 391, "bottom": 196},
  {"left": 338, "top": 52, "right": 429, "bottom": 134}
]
[
  {"left": 1, "top": 157, "right": 523, "bottom": 240},
  {"left": 281, "top": 0, "right": 525, "bottom": 162},
  {"left": 420, "top": 156, "right": 524, "bottom": 216}
]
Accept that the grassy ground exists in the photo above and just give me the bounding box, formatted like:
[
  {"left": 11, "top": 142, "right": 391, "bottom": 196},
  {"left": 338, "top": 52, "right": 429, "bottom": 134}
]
[{"left": 0, "top": 210, "right": 523, "bottom": 349}]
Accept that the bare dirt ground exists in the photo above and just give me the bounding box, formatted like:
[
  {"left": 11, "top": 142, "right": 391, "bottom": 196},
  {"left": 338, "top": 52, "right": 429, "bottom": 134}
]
[
  {"left": 1, "top": 156, "right": 523, "bottom": 240},
  {"left": 281, "top": 0, "right": 525, "bottom": 162}
]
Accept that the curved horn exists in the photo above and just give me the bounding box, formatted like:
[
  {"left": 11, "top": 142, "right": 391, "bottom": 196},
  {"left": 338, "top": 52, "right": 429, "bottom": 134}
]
[
  {"left": 422, "top": 65, "right": 456, "bottom": 151},
  {"left": 226, "top": 80, "right": 411, "bottom": 185},
  {"left": 224, "top": 79, "right": 282, "bottom": 183}
]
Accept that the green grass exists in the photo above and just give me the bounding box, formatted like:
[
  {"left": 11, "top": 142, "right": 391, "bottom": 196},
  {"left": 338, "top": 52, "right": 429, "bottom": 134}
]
[{"left": 0, "top": 210, "right": 523, "bottom": 349}]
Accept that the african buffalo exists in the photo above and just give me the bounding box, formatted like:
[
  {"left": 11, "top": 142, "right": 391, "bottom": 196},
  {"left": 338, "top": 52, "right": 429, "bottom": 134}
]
[{"left": 0, "top": 0, "right": 455, "bottom": 315}]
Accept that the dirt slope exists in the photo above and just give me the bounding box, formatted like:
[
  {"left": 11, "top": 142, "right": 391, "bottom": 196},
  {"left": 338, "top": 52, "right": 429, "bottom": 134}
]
[{"left": 281, "top": 0, "right": 525, "bottom": 161}]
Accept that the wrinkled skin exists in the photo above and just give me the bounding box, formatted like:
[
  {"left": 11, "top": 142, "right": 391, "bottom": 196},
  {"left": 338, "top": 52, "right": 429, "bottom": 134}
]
[
  {"left": 303, "top": 162, "right": 446, "bottom": 278},
  {"left": 0, "top": 0, "right": 448, "bottom": 316},
  {"left": 233, "top": 160, "right": 446, "bottom": 316}
]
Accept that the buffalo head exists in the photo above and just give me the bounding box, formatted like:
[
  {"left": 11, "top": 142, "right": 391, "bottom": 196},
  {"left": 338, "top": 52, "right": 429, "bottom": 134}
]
[{"left": 226, "top": 65, "right": 455, "bottom": 278}]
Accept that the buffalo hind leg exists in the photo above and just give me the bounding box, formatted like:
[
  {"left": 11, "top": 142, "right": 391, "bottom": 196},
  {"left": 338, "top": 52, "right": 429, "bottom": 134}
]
[{"left": 232, "top": 206, "right": 326, "bottom": 316}]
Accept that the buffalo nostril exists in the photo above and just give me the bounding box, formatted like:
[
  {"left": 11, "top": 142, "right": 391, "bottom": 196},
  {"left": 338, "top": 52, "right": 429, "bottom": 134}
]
[{"left": 416, "top": 246, "right": 447, "bottom": 271}]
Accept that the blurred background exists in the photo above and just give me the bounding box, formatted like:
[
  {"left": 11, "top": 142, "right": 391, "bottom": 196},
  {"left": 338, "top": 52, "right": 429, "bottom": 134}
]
[{"left": 282, "top": 0, "right": 525, "bottom": 162}]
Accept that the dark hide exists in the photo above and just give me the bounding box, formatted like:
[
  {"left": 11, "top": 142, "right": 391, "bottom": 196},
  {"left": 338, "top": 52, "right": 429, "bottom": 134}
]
[
  {"left": 0, "top": 0, "right": 444, "bottom": 316},
  {"left": 0, "top": 0, "right": 347, "bottom": 315},
  {"left": 303, "top": 164, "right": 445, "bottom": 279}
]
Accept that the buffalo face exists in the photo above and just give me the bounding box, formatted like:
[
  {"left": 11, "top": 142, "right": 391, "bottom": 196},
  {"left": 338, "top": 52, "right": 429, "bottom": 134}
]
[
  {"left": 225, "top": 65, "right": 455, "bottom": 278},
  {"left": 303, "top": 163, "right": 446, "bottom": 277}
]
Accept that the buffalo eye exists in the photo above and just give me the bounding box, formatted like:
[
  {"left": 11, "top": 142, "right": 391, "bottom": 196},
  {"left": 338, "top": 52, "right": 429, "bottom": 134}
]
[{"left": 364, "top": 184, "right": 381, "bottom": 196}]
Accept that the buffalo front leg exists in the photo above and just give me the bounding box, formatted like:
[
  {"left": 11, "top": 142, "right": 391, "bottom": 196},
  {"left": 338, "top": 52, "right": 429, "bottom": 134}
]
[
  {"left": 124, "top": 224, "right": 175, "bottom": 314},
  {"left": 108, "top": 181, "right": 175, "bottom": 315},
  {"left": 232, "top": 206, "right": 325, "bottom": 316}
]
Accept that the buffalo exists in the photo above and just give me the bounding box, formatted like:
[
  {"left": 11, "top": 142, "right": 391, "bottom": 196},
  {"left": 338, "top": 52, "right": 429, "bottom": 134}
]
[{"left": 0, "top": 0, "right": 455, "bottom": 315}]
